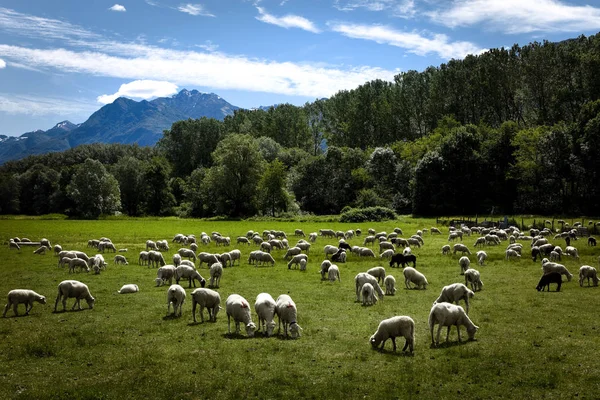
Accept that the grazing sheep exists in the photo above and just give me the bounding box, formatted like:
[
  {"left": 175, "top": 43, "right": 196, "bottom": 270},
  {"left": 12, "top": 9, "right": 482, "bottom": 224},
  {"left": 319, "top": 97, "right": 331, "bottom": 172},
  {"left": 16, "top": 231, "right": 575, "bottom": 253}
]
[
  {"left": 367, "top": 266, "right": 386, "bottom": 284},
  {"left": 118, "top": 248, "right": 128, "bottom": 253},
  {"left": 191, "top": 288, "right": 221, "bottom": 323},
  {"left": 370, "top": 316, "right": 415, "bottom": 353},
  {"left": 505, "top": 249, "right": 521, "bottom": 260},
  {"left": 537, "top": 272, "right": 562, "bottom": 292},
  {"left": 166, "top": 284, "right": 186, "bottom": 317},
  {"left": 320, "top": 260, "right": 332, "bottom": 280},
  {"left": 54, "top": 280, "right": 95, "bottom": 312},
  {"left": 442, "top": 245, "right": 451, "bottom": 255},
  {"left": 260, "top": 242, "right": 272, "bottom": 253},
  {"left": 209, "top": 262, "right": 223, "bottom": 288},
  {"left": 155, "top": 265, "right": 177, "bottom": 287},
  {"left": 299, "top": 259, "right": 307, "bottom": 271},
  {"left": 564, "top": 246, "right": 580, "bottom": 260},
  {"left": 175, "top": 265, "right": 206, "bottom": 288},
  {"left": 361, "top": 283, "right": 378, "bottom": 306},
  {"left": 114, "top": 255, "right": 128, "bottom": 265},
  {"left": 403, "top": 267, "right": 428, "bottom": 289},
  {"left": 117, "top": 284, "right": 139, "bottom": 294},
  {"left": 3, "top": 289, "right": 46, "bottom": 317},
  {"left": 579, "top": 265, "right": 599, "bottom": 287},
  {"left": 542, "top": 261, "right": 573, "bottom": 281},
  {"left": 431, "top": 227, "right": 441, "bottom": 235},
  {"left": 220, "top": 252, "right": 232, "bottom": 267},
  {"left": 275, "top": 294, "right": 302, "bottom": 338},
  {"left": 53, "top": 244, "right": 62, "bottom": 256},
  {"left": 180, "top": 260, "right": 195, "bottom": 269},
  {"left": 464, "top": 269, "right": 483, "bottom": 292},
  {"left": 254, "top": 293, "right": 277, "bottom": 336},
  {"left": 407, "top": 238, "right": 422, "bottom": 248},
  {"left": 453, "top": 244, "right": 471, "bottom": 255},
  {"left": 459, "top": 256, "right": 470, "bottom": 275},
  {"left": 380, "top": 249, "right": 395, "bottom": 259},
  {"left": 324, "top": 245, "right": 339, "bottom": 259},
  {"left": 588, "top": 237, "right": 597, "bottom": 246},
  {"left": 296, "top": 241, "right": 311, "bottom": 254},
  {"left": 197, "top": 252, "right": 220, "bottom": 267},
  {"left": 178, "top": 248, "right": 197, "bottom": 262},
  {"left": 156, "top": 240, "right": 169, "bottom": 251},
  {"left": 363, "top": 236, "right": 377, "bottom": 246},
  {"left": 379, "top": 241, "right": 395, "bottom": 253},
  {"left": 433, "top": 283, "right": 475, "bottom": 315},
  {"left": 389, "top": 253, "right": 417, "bottom": 268},
  {"left": 228, "top": 250, "right": 241, "bottom": 267},
  {"left": 172, "top": 254, "right": 182, "bottom": 267},
  {"left": 237, "top": 236, "right": 250, "bottom": 245},
  {"left": 33, "top": 245, "right": 48, "bottom": 255},
  {"left": 476, "top": 251, "right": 487, "bottom": 266},
  {"left": 328, "top": 264, "right": 340, "bottom": 282},
  {"left": 308, "top": 232, "right": 317, "bottom": 242},
  {"left": 226, "top": 294, "right": 256, "bottom": 337},
  {"left": 384, "top": 275, "right": 396, "bottom": 295},
  {"left": 331, "top": 248, "right": 347, "bottom": 263},
  {"left": 147, "top": 251, "right": 166, "bottom": 268},
  {"left": 287, "top": 254, "right": 308, "bottom": 269},
  {"left": 474, "top": 237, "right": 486, "bottom": 247},
  {"left": 429, "top": 303, "right": 478, "bottom": 346},
  {"left": 138, "top": 251, "right": 149, "bottom": 266},
  {"left": 284, "top": 246, "right": 302, "bottom": 260},
  {"left": 549, "top": 251, "right": 561, "bottom": 261},
  {"left": 68, "top": 258, "right": 90, "bottom": 274},
  {"left": 355, "top": 273, "right": 385, "bottom": 302}
]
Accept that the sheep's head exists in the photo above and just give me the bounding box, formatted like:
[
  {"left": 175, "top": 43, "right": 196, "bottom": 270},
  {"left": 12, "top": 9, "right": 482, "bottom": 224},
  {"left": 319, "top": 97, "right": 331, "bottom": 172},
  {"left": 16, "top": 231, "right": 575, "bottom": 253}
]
[
  {"left": 290, "top": 322, "right": 302, "bottom": 338},
  {"left": 246, "top": 322, "right": 256, "bottom": 337},
  {"left": 369, "top": 335, "right": 380, "bottom": 348},
  {"left": 200, "top": 278, "right": 206, "bottom": 288},
  {"left": 266, "top": 321, "right": 276, "bottom": 337},
  {"left": 86, "top": 296, "right": 95, "bottom": 309},
  {"left": 467, "top": 325, "right": 479, "bottom": 340},
  {"left": 38, "top": 296, "right": 47, "bottom": 305}
]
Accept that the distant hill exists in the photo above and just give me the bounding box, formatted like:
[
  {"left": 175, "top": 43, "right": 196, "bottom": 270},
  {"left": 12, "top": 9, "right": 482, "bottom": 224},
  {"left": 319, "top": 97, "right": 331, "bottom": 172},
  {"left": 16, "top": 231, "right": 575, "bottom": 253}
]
[{"left": 0, "top": 89, "right": 239, "bottom": 164}]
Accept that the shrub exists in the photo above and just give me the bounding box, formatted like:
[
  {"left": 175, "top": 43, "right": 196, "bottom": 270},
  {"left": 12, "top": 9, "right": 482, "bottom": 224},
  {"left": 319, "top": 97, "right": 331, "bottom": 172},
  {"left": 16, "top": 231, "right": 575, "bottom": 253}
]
[{"left": 339, "top": 206, "right": 397, "bottom": 222}]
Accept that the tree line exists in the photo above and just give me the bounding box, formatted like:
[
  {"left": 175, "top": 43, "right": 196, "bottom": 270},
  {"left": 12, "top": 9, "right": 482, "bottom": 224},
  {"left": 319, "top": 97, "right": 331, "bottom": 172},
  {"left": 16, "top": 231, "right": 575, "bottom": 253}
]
[{"left": 1, "top": 33, "right": 600, "bottom": 218}]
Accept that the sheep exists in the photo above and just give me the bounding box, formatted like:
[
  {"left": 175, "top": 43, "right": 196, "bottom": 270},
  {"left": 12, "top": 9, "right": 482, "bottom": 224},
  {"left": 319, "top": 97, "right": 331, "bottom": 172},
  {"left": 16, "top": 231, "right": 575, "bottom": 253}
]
[
  {"left": 228, "top": 250, "right": 241, "bottom": 266},
  {"left": 68, "top": 258, "right": 90, "bottom": 274},
  {"left": 367, "top": 266, "right": 386, "bottom": 284},
  {"left": 226, "top": 294, "right": 256, "bottom": 337},
  {"left": 380, "top": 249, "right": 395, "bottom": 259},
  {"left": 370, "top": 316, "right": 415, "bottom": 353},
  {"left": 294, "top": 229, "right": 305, "bottom": 237},
  {"left": 54, "top": 280, "right": 95, "bottom": 312},
  {"left": 588, "top": 237, "right": 597, "bottom": 246},
  {"left": 99, "top": 241, "right": 117, "bottom": 253},
  {"left": 254, "top": 293, "right": 277, "bottom": 336},
  {"left": 564, "top": 246, "right": 580, "bottom": 260},
  {"left": 331, "top": 248, "right": 347, "bottom": 263},
  {"left": 180, "top": 260, "right": 195, "bottom": 269},
  {"left": 379, "top": 241, "right": 395, "bottom": 253},
  {"left": 191, "top": 288, "right": 221, "bottom": 323},
  {"left": 328, "top": 264, "right": 340, "bottom": 282},
  {"left": 284, "top": 246, "right": 302, "bottom": 260},
  {"left": 156, "top": 240, "right": 169, "bottom": 251},
  {"left": 402, "top": 247, "right": 412, "bottom": 256},
  {"left": 453, "top": 244, "right": 471, "bottom": 255},
  {"left": 320, "top": 260, "right": 332, "bottom": 280},
  {"left": 476, "top": 251, "right": 487, "bottom": 266},
  {"left": 361, "top": 283, "right": 378, "bottom": 306},
  {"left": 505, "top": 249, "right": 521, "bottom": 261},
  {"left": 155, "top": 265, "right": 177, "bottom": 287},
  {"left": 355, "top": 273, "right": 385, "bottom": 302},
  {"left": 89, "top": 254, "right": 107, "bottom": 274},
  {"left": 441, "top": 245, "right": 451, "bottom": 255},
  {"left": 166, "top": 284, "right": 186, "bottom": 317},
  {"left": 255, "top": 251, "right": 275, "bottom": 266},
  {"left": 363, "top": 235, "right": 377, "bottom": 246},
  {"left": 384, "top": 275, "right": 396, "bottom": 295},
  {"left": 464, "top": 268, "right": 483, "bottom": 292},
  {"left": 296, "top": 241, "right": 311, "bottom": 254},
  {"left": 298, "top": 259, "right": 307, "bottom": 271},
  {"left": 275, "top": 294, "right": 302, "bottom": 338},
  {"left": 9, "top": 240, "right": 20, "bottom": 250},
  {"left": 175, "top": 265, "right": 206, "bottom": 288},
  {"left": 117, "top": 284, "right": 139, "bottom": 294},
  {"left": 579, "top": 265, "right": 599, "bottom": 287},
  {"left": 403, "top": 267, "right": 428, "bottom": 289},
  {"left": 433, "top": 283, "right": 475, "bottom": 315},
  {"left": 53, "top": 244, "right": 62, "bottom": 256},
  {"left": 197, "top": 252, "right": 220, "bottom": 267},
  {"left": 389, "top": 253, "right": 417, "bottom": 268},
  {"left": 219, "top": 252, "right": 232, "bottom": 267},
  {"left": 542, "top": 261, "right": 573, "bottom": 281},
  {"left": 237, "top": 236, "right": 250, "bottom": 245},
  {"left": 287, "top": 254, "right": 308, "bottom": 269},
  {"left": 147, "top": 251, "right": 166, "bottom": 268},
  {"left": 215, "top": 236, "right": 231, "bottom": 246},
  {"left": 209, "top": 262, "right": 223, "bottom": 288},
  {"left": 448, "top": 232, "right": 461, "bottom": 242},
  {"left": 429, "top": 303, "right": 478, "bottom": 346},
  {"left": 474, "top": 237, "right": 486, "bottom": 247},
  {"left": 138, "top": 251, "right": 149, "bottom": 266},
  {"left": 114, "top": 255, "right": 128, "bottom": 265},
  {"left": 3, "top": 289, "right": 46, "bottom": 317},
  {"left": 459, "top": 256, "right": 470, "bottom": 275},
  {"left": 260, "top": 242, "right": 272, "bottom": 253},
  {"left": 407, "top": 238, "right": 422, "bottom": 248},
  {"left": 178, "top": 248, "right": 197, "bottom": 261},
  {"left": 358, "top": 247, "right": 376, "bottom": 258},
  {"left": 308, "top": 232, "right": 317, "bottom": 242},
  {"left": 324, "top": 245, "right": 339, "bottom": 258},
  {"left": 536, "top": 272, "right": 562, "bottom": 292},
  {"left": 549, "top": 251, "right": 561, "bottom": 261}
]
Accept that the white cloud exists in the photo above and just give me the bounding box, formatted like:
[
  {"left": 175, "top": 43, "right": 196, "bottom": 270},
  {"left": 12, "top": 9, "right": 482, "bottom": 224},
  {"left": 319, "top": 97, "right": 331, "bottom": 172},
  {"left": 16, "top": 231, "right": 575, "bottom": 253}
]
[
  {"left": 177, "top": 3, "right": 215, "bottom": 17},
  {"left": 109, "top": 4, "right": 127, "bottom": 12},
  {"left": 329, "top": 22, "right": 484, "bottom": 59},
  {"left": 97, "top": 80, "right": 179, "bottom": 104},
  {"left": 0, "top": 59, "right": 5, "bottom": 69},
  {"left": 428, "top": 0, "right": 600, "bottom": 34},
  {"left": 256, "top": 7, "right": 320, "bottom": 33},
  {"left": 333, "top": 0, "right": 415, "bottom": 16},
  {"left": 196, "top": 40, "right": 219, "bottom": 52},
  {"left": 0, "top": 94, "right": 97, "bottom": 116}
]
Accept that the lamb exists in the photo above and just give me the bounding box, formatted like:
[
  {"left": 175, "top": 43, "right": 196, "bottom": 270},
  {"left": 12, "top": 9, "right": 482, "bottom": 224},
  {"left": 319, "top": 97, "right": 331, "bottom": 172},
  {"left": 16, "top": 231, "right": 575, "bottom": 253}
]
[
  {"left": 148, "top": 251, "right": 166, "bottom": 268},
  {"left": 370, "top": 316, "right": 415, "bottom": 353},
  {"left": 579, "top": 265, "right": 599, "bottom": 287},
  {"left": 564, "top": 246, "right": 580, "bottom": 260},
  {"left": 166, "top": 284, "right": 186, "bottom": 317},
  {"left": 209, "top": 262, "right": 223, "bottom": 288},
  {"left": 117, "top": 284, "right": 139, "bottom": 294},
  {"left": 505, "top": 249, "right": 521, "bottom": 260},
  {"left": 299, "top": 259, "right": 307, "bottom": 271},
  {"left": 275, "top": 294, "right": 302, "bottom": 338},
  {"left": 155, "top": 265, "right": 177, "bottom": 287},
  {"left": 541, "top": 261, "right": 573, "bottom": 281},
  {"left": 476, "top": 250, "right": 487, "bottom": 266},
  {"left": 175, "top": 265, "right": 206, "bottom": 288},
  {"left": 114, "top": 255, "right": 128, "bottom": 265},
  {"left": 441, "top": 245, "right": 451, "bottom": 255},
  {"left": 358, "top": 247, "right": 376, "bottom": 258},
  {"left": 197, "top": 252, "right": 220, "bottom": 267},
  {"left": 429, "top": 303, "right": 478, "bottom": 346},
  {"left": 453, "top": 244, "right": 471, "bottom": 255},
  {"left": 228, "top": 250, "right": 241, "bottom": 266},
  {"left": 284, "top": 246, "right": 302, "bottom": 260},
  {"left": 380, "top": 249, "right": 395, "bottom": 259},
  {"left": 320, "top": 260, "right": 332, "bottom": 280},
  {"left": 331, "top": 248, "right": 347, "bottom": 263},
  {"left": 178, "top": 248, "right": 197, "bottom": 261},
  {"left": 536, "top": 272, "right": 562, "bottom": 291},
  {"left": 68, "top": 258, "right": 90, "bottom": 274},
  {"left": 324, "top": 245, "right": 339, "bottom": 258},
  {"left": 3, "top": 289, "right": 46, "bottom": 317},
  {"left": 361, "top": 283, "right": 378, "bottom": 306},
  {"left": 226, "top": 294, "right": 257, "bottom": 337},
  {"left": 384, "top": 275, "right": 396, "bottom": 295},
  {"left": 191, "top": 288, "right": 221, "bottom": 323},
  {"left": 403, "top": 267, "right": 428, "bottom": 289},
  {"left": 379, "top": 241, "right": 395, "bottom": 253},
  {"left": 139, "top": 251, "right": 149, "bottom": 266},
  {"left": 328, "top": 264, "right": 340, "bottom": 282},
  {"left": 459, "top": 256, "right": 470, "bottom": 275},
  {"left": 355, "top": 273, "right": 384, "bottom": 302},
  {"left": 53, "top": 244, "right": 62, "bottom": 256},
  {"left": 54, "top": 280, "right": 95, "bottom": 312},
  {"left": 464, "top": 268, "right": 483, "bottom": 292},
  {"left": 433, "top": 283, "right": 475, "bottom": 314},
  {"left": 367, "top": 266, "right": 386, "bottom": 284},
  {"left": 254, "top": 293, "right": 277, "bottom": 336},
  {"left": 156, "top": 240, "right": 169, "bottom": 251}
]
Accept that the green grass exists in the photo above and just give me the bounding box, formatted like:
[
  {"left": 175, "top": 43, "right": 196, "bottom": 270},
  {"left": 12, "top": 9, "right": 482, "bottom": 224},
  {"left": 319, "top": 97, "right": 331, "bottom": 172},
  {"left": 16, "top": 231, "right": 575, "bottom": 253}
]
[{"left": 1, "top": 217, "right": 599, "bottom": 399}]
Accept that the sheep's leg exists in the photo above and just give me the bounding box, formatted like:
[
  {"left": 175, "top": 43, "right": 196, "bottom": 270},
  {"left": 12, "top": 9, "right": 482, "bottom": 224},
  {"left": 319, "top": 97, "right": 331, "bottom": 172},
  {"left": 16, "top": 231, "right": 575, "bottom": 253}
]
[
  {"left": 62, "top": 297, "right": 68, "bottom": 311},
  {"left": 436, "top": 324, "right": 443, "bottom": 345},
  {"left": 2, "top": 302, "right": 10, "bottom": 317},
  {"left": 391, "top": 337, "right": 397, "bottom": 352},
  {"left": 13, "top": 303, "right": 18, "bottom": 316},
  {"left": 456, "top": 325, "right": 462, "bottom": 342},
  {"left": 227, "top": 315, "right": 231, "bottom": 333},
  {"left": 167, "top": 301, "right": 171, "bottom": 316},
  {"left": 25, "top": 302, "right": 33, "bottom": 315},
  {"left": 446, "top": 326, "right": 451, "bottom": 342}
]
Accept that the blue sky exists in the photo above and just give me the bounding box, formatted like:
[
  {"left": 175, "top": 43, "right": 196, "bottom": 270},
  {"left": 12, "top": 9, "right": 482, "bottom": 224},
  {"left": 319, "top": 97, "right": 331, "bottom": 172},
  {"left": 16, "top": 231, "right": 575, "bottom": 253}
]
[{"left": 1, "top": 0, "right": 600, "bottom": 135}]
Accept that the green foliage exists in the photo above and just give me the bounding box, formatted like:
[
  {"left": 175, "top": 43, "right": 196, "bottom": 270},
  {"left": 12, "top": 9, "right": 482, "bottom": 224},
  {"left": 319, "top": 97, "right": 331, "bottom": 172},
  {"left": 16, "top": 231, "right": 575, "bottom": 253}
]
[
  {"left": 142, "top": 157, "right": 175, "bottom": 216},
  {"left": 255, "top": 160, "right": 291, "bottom": 217},
  {"left": 112, "top": 156, "right": 146, "bottom": 216},
  {"left": 339, "top": 206, "right": 397, "bottom": 222},
  {"left": 66, "top": 158, "right": 121, "bottom": 218}
]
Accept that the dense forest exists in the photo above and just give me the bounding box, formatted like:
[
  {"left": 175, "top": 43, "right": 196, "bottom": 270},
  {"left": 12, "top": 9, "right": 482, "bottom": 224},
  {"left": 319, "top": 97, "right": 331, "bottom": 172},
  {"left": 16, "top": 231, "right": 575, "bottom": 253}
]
[{"left": 2, "top": 34, "right": 600, "bottom": 218}]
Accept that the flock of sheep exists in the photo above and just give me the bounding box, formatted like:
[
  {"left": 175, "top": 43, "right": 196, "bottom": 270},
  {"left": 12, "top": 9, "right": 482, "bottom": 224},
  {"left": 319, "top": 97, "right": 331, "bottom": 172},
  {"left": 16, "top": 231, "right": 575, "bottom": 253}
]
[{"left": 4, "top": 222, "right": 599, "bottom": 353}]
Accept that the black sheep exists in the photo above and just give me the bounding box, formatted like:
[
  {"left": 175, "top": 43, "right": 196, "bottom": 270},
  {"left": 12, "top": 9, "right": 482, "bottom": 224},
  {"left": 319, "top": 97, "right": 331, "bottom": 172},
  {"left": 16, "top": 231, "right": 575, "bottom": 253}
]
[
  {"left": 389, "top": 253, "right": 417, "bottom": 268},
  {"left": 536, "top": 272, "right": 562, "bottom": 292},
  {"left": 588, "top": 237, "right": 597, "bottom": 246},
  {"left": 338, "top": 242, "right": 352, "bottom": 252}
]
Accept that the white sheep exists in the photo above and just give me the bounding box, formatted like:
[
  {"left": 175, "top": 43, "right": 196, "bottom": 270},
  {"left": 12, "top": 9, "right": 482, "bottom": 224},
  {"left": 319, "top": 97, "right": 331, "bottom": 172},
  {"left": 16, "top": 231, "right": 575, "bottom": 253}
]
[
  {"left": 255, "top": 251, "right": 275, "bottom": 266},
  {"left": 148, "top": 251, "right": 166, "bottom": 268},
  {"left": 33, "top": 245, "right": 48, "bottom": 255},
  {"left": 209, "top": 262, "right": 223, "bottom": 288},
  {"left": 361, "top": 283, "right": 378, "bottom": 306},
  {"left": 117, "top": 284, "right": 139, "bottom": 294},
  {"left": 464, "top": 268, "right": 483, "bottom": 292},
  {"left": 275, "top": 294, "right": 302, "bottom": 338},
  {"left": 191, "top": 288, "right": 221, "bottom": 323},
  {"left": 166, "top": 284, "right": 186, "bottom": 317},
  {"left": 156, "top": 240, "right": 170, "bottom": 251},
  {"left": 308, "top": 232, "right": 317, "bottom": 242},
  {"left": 226, "top": 294, "right": 256, "bottom": 337},
  {"left": 54, "top": 280, "right": 95, "bottom": 312},
  {"left": 323, "top": 245, "right": 339, "bottom": 259},
  {"left": 68, "top": 258, "right": 90, "bottom": 274},
  {"left": 359, "top": 247, "right": 376, "bottom": 258},
  {"left": 254, "top": 293, "right": 277, "bottom": 336},
  {"left": 579, "top": 265, "right": 599, "bottom": 287},
  {"left": 175, "top": 265, "right": 206, "bottom": 288},
  {"left": 459, "top": 256, "right": 470, "bottom": 275},
  {"left": 9, "top": 240, "right": 20, "bottom": 250},
  {"left": 434, "top": 283, "right": 475, "bottom": 314},
  {"left": 3, "top": 289, "right": 46, "bottom": 317},
  {"left": 565, "top": 246, "right": 580, "bottom": 260},
  {"left": 542, "top": 261, "right": 573, "bottom": 281},
  {"left": 476, "top": 250, "right": 487, "bottom": 266},
  {"left": 178, "top": 248, "right": 197, "bottom": 261},
  {"left": 441, "top": 245, "right": 451, "bottom": 255},
  {"left": 379, "top": 249, "right": 394, "bottom": 259},
  {"left": 53, "top": 244, "right": 62, "bottom": 256},
  {"left": 429, "top": 303, "right": 478, "bottom": 346},
  {"left": 114, "top": 255, "right": 128, "bottom": 265},
  {"left": 379, "top": 241, "right": 395, "bottom": 253},
  {"left": 369, "top": 316, "right": 415, "bottom": 353},
  {"left": 453, "top": 244, "right": 471, "bottom": 255},
  {"left": 155, "top": 265, "right": 177, "bottom": 287},
  {"left": 139, "top": 251, "right": 149, "bottom": 266},
  {"left": 197, "top": 252, "right": 219, "bottom": 267},
  {"left": 287, "top": 254, "right": 308, "bottom": 269},
  {"left": 384, "top": 275, "right": 396, "bottom": 295},
  {"left": 320, "top": 260, "right": 332, "bottom": 280},
  {"left": 367, "top": 266, "right": 386, "bottom": 284},
  {"left": 505, "top": 249, "right": 521, "bottom": 260},
  {"left": 228, "top": 250, "right": 241, "bottom": 266},
  {"left": 328, "top": 264, "right": 340, "bottom": 282},
  {"left": 403, "top": 267, "right": 428, "bottom": 290},
  {"left": 355, "top": 273, "right": 385, "bottom": 302},
  {"left": 299, "top": 259, "right": 307, "bottom": 271}
]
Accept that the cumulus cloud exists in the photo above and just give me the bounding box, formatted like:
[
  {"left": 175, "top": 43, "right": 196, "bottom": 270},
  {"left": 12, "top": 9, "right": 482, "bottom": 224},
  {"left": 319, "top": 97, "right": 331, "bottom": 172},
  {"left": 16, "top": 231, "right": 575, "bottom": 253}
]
[
  {"left": 196, "top": 40, "right": 219, "bottom": 52},
  {"left": 177, "top": 4, "right": 215, "bottom": 17},
  {"left": 97, "top": 80, "right": 179, "bottom": 104},
  {"left": 109, "top": 4, "right": 127, "bottom": 12},
  {"left": 328, "top": 22, "right": 484, "bottom": 59},
  {"left": 0, "top": 58, "right": 6, "bottom": 68},
  {"left": 428, "top": 0, "right": 600, "bottom": 34},
  {"left": 256, "top": 7, "right": 320, "bottom": 33}
]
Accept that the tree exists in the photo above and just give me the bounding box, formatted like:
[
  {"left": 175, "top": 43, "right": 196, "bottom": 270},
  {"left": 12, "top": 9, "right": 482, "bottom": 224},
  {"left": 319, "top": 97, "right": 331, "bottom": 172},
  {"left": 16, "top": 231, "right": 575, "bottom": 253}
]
[
  {"left": 67, "top": 158, "right": 121, "bottom": 218},
  {"left": 255, "top": 160, "right": 291, "bottom": 216},
  {"left": 142, "top": 157, "right": 175, "bottom": 216},
  {"left": 17, "top": 164, "right": 62, "bottom": 215},
  {"left": 0, "top": 174, "right": 20, "bottom": 214},
  {"left": 112, "top": 156, "right": 146, "bottom": 216}
]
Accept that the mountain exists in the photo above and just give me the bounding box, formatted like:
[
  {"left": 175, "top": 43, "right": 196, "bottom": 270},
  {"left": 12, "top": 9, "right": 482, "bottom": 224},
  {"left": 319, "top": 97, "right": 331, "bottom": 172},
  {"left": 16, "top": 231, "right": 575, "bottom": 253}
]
[{"left": 0, "top": 90, "right": 239, "bottom": 164}]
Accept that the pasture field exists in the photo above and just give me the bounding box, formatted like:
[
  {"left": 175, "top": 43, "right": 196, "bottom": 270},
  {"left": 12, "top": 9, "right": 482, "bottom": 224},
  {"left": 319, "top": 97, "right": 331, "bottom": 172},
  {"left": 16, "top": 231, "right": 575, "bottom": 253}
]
[{"left": 1, "top": 217, "right": 600, "bottom": 399}]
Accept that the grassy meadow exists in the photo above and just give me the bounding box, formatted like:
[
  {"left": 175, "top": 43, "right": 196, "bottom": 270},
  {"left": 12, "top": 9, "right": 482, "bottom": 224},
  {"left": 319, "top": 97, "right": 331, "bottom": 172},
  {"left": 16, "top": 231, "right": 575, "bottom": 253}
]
[{"left": 1, "top": 217, "right": 600, "bottom": 399}]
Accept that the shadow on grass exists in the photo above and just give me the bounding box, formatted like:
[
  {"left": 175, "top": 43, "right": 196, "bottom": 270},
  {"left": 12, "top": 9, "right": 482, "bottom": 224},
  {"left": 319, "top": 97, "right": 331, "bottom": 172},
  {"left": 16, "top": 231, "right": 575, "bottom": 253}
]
[
  {"left": 221, "top": 332, "right": 255, "bottom": 339},
  {"left": 429, "top": 339, "right": 476, "bottom": 349},
  {"left": 375, "top": 348, "right": 415, "bottom": 357},
  {"left": 187, "top": 320, "right": 218, "bottom": 326},
  {"left": 162, "top": 314, "right": 183, "bottom": 320},
  {"left": 52, "top": 308, "right": 87, "bottom": 314}
]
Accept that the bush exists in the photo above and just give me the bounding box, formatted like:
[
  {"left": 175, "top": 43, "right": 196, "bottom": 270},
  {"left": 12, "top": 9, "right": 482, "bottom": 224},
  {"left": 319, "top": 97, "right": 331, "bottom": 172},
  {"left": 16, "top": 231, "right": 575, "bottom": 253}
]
[{"left": 339, "top": 206, "right": 397, "bottom": 222}]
